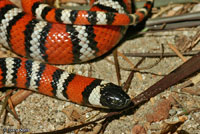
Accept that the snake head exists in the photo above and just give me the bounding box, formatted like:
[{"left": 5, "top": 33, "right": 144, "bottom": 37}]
[
  {"left": 82, "top": 80, "right": 131, "bottom": 109},
  {"left": 99, "top": 83, "right": 131, "bottom": 109}
]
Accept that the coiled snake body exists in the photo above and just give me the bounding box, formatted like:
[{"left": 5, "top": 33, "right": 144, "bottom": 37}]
[{"left": 0, "top": 0, "right": 153, "bottom": 109}]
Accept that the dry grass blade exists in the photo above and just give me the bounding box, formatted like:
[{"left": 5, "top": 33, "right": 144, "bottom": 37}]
[
  {"left": 117, "top": 51, "right": 135, "bottom": 68},
  {"left": 6, "top": 100, "right": 21, "bottom": 124},
  {"left": 0, "top": 89, "right": 22, "bottom": 123},
  {"left": 160, "top": 118, "right": 186, "bottom": 134},
  {"left": 117, "top": 51, "right": 143, "bottom": 81},
  {"left": 181, "top": 30, "right": 200, "bottom": 52},
  {"left": 106, "top": 55, "right": 162, "bottom": 71},
  {"left": 0, "top": 90, "right": 14, "bottom": 101},
  {"left": 123, "top": 58, "right": 145, "bottom": 92},
  {"left": 177, "top": 108, "right": 200, "bottom": 116},
  {"left": 8, "top": 98, "right": 18, "bottom": 119},
  {"left": 0, "top": 91, "right": 10, "bottom": 117},
  {"left": 181, "top": 87, "right": 200, "bottom": 96},
  {"left": 168, "top": 43, "right": 187, "bottom": 62}
]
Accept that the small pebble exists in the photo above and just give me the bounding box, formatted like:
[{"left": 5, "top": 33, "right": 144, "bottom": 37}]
[{"left": 169, "top": 109, "right": 177, "bottom": 116}]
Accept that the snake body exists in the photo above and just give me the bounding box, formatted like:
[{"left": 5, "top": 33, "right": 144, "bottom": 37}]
[{"left": 0, "top": 0, "right": 153, "bottom": 109}]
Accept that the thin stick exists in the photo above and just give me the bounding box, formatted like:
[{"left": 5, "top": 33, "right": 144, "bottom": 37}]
[
  {"left": 113, "top": 50, "right": 121, "bottom": 85},
  {"left": 147, "top": 12, "right": 200, "bottom": 26},
  {"left": 147, "top": 20, "right": 200, "bottom": 30},
  {"left": 123, "top": 51, "right": 199, "bottom": 58},
  {"left": 168, "top": 43, "right": 187, "bottom": 62},
  {"left": 132, "top": 52, "right": 200, "bottom": 105}
]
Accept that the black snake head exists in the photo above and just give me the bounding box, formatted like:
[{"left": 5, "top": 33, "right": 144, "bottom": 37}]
[{"left": 100, "top": 83, "right": 131, "bottom": 109}]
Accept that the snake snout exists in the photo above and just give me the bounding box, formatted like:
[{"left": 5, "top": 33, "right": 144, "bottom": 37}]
[{"left": 100, "top": 83, "right": 131, "bottom": 109}]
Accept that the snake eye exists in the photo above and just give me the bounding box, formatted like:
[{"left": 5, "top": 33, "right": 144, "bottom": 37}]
[{"left": 100, "top": 83, "right": 131, "bottom": 109}]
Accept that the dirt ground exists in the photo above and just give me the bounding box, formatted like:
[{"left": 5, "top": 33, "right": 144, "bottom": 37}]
[{"left": 0, "top": 0, "right": 200, "bottom": 134}]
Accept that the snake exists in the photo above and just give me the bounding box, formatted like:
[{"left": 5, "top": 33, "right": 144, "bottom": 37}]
[{"left": 0, "top": 0, "right": 153, "bottom": 109}]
